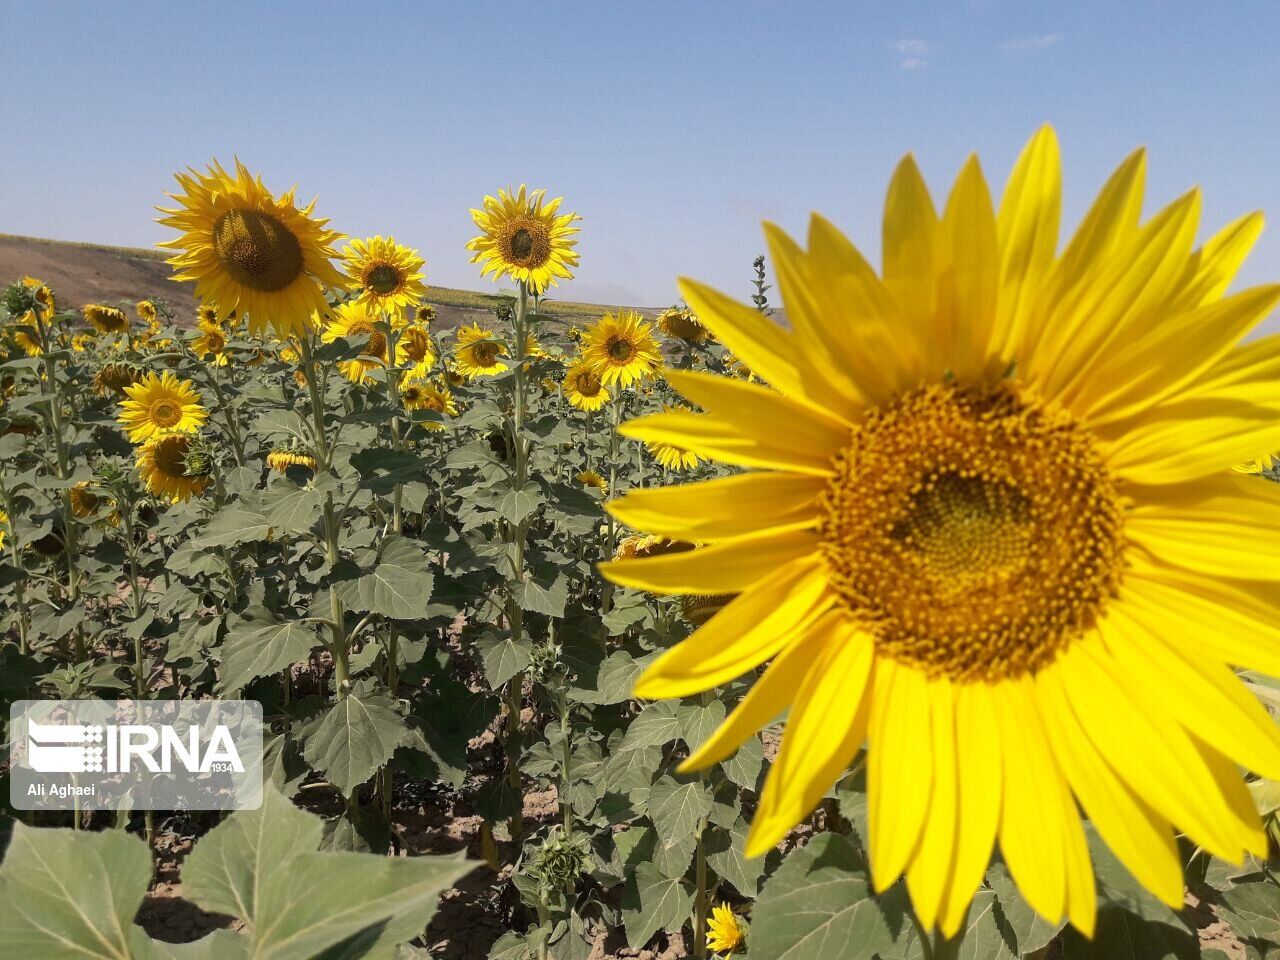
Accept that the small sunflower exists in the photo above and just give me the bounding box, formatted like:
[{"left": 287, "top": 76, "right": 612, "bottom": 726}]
[
  {"left": 197, "top": 303, "right": 221, "bottom": 328},
  {"left": 397, "top": 325, "right": 436, "bottom": 380},
  {"left": 118, "top": 371, "right": 207, "bottom": 443},
  {"left": 706, "top": 904, "right": 745, "bottom": 956},
  {"left": 136, "top": 433, "right": 209, "bottom": 503},
  {"left": 83, "top": 304, "right": 129, "bottom": 335},
  {"left": 14, "top": 331, "right": 43, "bottom": 357},
  {"left": 93, "top": 362, "right": 141, "bottom": 397},
  {"left": 342, "top": 236, "right": 427, "bottom": 317},
  {"left": 414, "top": 304, "right": 436, "bottom": 325},
  {"left": 192, "top": 326, "right": 230, "bottom": 366},
  {"left": 0, "top": 507, "right": 7, "bottom": 552},
  {"left": 400, "top": 379, "right": 457, "bottom": 429},
  {"left": 69, "top": 481, "right": 120, "bottom": 527},
  {"left": 643, "top": 410, "right": 704, "bottom": 471},
  {"left": 266, "top": 449, "right": 317, "bottom": 474},
  {"left": 157, "top": 158, "right": 348, "bottom": 339},
  {"left": 136, "top": 300, "right": 158, "bottom": 324},
  {"left": 658, "top": 305, "right": 712, "bottom": 345},
  {"left": 467, "top": 185, "right": 581, "bottom": 290},
  {"left": 581, "top": 311, "right": 662, "bottom": 388},
  {"left": 21, "top": 276, "right": 56, "bottom": 319},
  {"left": 70, "top": 332, "right": 96, "bottom": 353},
  {"left": 454, "top": 324, "right": 509, "bottom": 379},
  {"left": 563, "top": 360, "right": 611, "bottom": 411},
  {"left": 577, "top": 469, "right": 608, "bottom": 493},
  {"left": 321, "top": 301, "right": 404, "bottom": 383}
]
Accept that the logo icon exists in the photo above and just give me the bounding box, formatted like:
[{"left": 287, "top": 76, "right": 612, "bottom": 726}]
[{"left": 26, "top": 719, "right": 105, "bottom": 773}]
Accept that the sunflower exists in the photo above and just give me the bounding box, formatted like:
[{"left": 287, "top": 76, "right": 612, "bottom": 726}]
[
  {"left": 266, "top": 449, "right": 317, "bottom": 474},
  {"left": 192, "top": 326, "right": 230, "bottom": 366},
  {"left": 581, "top": 311, "right": 662, "bottom": 388},
  {"left": 454, "top": 324, "right": 509, "bottom": 378},
  {"left": 17, "top": 276, "right": 56, "bottom": 324},
  {"left": 69, "top": 332, "right": 96, "bottom": 353},
  {"left": 93, "top": 362, "right": 141, "bottom": 397},
  {"left": 157, "top": 158, "right": 348, "bottom": 339},
  {"left": 136, "top": 300, "right": 158, "bottom": 324},
  {"left": 467, "top": 185, "right": 581, "bottom": 290},
  {"left": 400, "top": 379, "right": 457, "bottom": 429},
  {"left": 83, "top": 304, "right": 129, "bottom": 335},
  {"left": 644, "top": 411, "right": 703, "bottom": 471},
  {"left": 1233, "top": 454, "right": 1276, "bottom": 475},
  {"left": 118, "top": 371, "right": 207, "bottom": 443},
  {"left": 320, "top": 301, "right": 404, "bottom": 383},
  {"left": 69, "top": 481, "right": 120, "bottom": 527},
  {"left": 601, "top": 127, "right": 1280, "bottom": 938},
  {"left": 576, "top": 469, "right": 608, "bottom": 493},
  {"left": 13, "top": 331, "right": 43, "bottom": 357},
  {"left": 563, "top": 360, "right": 610, "bottom": 411},
  {"left": 415, "top": 304, "right": 436, "bottom": 325},
  {"left": 136, "top": 433, "right": 208, "bottom": 503},
  {"left": 342, "top": 236, "right": 427, "bottom": 317},
  {"left": 706, "top": 904, "right": 745, "bottom": 956},
  {"left": 197, "top": 303, "right": 221, "bottom": 329},
  {"left": 0, "top": 507, "right": 7, "bottom": 552},
  {"left": 657, "top": 305, "right": 712, "bottom": 345},
  {"left": 396, "top": 325, "right": 436, "bottom": 380}
]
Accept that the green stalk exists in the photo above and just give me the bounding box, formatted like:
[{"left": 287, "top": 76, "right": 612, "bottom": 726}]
[
  {"left": 0, "top": 478, "right": 32, "bottom": 655},
  {"left": 204, "top": 361, "right": 246, "bottom": 466},
  {"left": 692, "top": 691, "right": 712, "bottom": 958},
  {"left": 380, "top": 322, "right": 406, "bottom": 816}
]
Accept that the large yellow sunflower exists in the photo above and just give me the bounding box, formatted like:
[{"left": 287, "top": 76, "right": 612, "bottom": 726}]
[
  {"left": 601, "top": 127, "right": 1280, "bottom": 938},
  {"left": 467, "top": 185, "right": 581, "bottom": 290},
  {"left": 563, "top": 360, "right": 611, "bottom": 411},
  {"left": 118, "top": 371, "right": 207, "bottom": 443},
  {"left": 83, "top": 304, "right": 129, "bottom": 335},
  {"left": 136, "top": 433, "right": 208, "bottom": 503},
  {"left": 341, "top": 236, "right": 427, "bottom": 317},
  {"left": 581, "top": 311, "right": 662, "bottom": 388},
  {"left": 157, "top": 158, "right": 348, "bottom": 339},
  {"left": 454, "top": 324, "right": 509, "bottom": 379},
  {"left": 320, "top": 301, "right": 404, "bottom": 383}
]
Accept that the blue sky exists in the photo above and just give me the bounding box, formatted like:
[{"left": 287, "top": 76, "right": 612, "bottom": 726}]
[{"left": 4, "top": 1, "right": 1280, "bottom": 318}]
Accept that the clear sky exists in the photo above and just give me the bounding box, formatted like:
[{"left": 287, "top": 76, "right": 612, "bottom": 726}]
[{"left": 4, "top": 1, "right": 1280, "bottom": 321}]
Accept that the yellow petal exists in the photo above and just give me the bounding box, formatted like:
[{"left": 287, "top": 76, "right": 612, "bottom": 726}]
[
  {"left": 906, "top": 679, "right": 959, "bottom": 931},
  {"left": 634, "top": 557, "right": 832, "bottom": 699},
  {"left": 882, "top": 154, "right": 940, "bottom": 350},
  {"left": 746, "top": 621, "right": 875, "bottom": 857},
  {"left": 662, "top": 368, "right": 852, "bottom": 446},
  {"left": 1169, "top": 211, "right": 1265, "bottom": 312},
  {"left": 868, "top": 659, "right": 934, "bottom": 891},
  {"left": 681, "top": 606, "right": 842, "bottom": 772},
  {"left": 937, "top": 155, "right": 999, "bottom": 381},
  {"left": 606, "top": 472, "right": 827, "bottom": 543},
  {"left": 679, "top": 277, "right": 804, "bottom": 397},
  {"left": 993, "top": 125, "right": 1061, "bottom": 362},
  {"left": 1036, "top": 663, "right": 1183, "bottom": 909},
  {"left": 619, "top": 409, "right": 836, "bottom": 476},
  {"left": 599, "top": 525, "right": 820, "bottom": 595}
]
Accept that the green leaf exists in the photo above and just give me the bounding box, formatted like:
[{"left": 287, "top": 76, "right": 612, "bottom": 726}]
[
  {"left": 218, "top": 614, "right": 321, "bottom": 695},
  {"left": 260, "top": 478, "right": 327, "bottom": 535},
  {"left": 621, "top": 862, "right": 694, "bottom": 948},
  {"left": 183, "top": 784, "right": 474, "bottom": 960},
  {"left": 476, "top": 633, "right": 533, "bottom": 689},
  {"left": 722, "top": 734, "right": 764, "bottom": 791},
  {"left": 618, "top": 701, "right": 681, "bottom": 752},
  {"left": 197, "top": 507, "right": 274, "bottom": 547},
  {"left": 707, "top": 817, "right": 770, "bottom": 896},
  {"left": 498, "top": 481, "right": 543, "bottom": 524},
  {"left": 301, "top": 681, "right": 415, "bottom": 794},
  {"left": 1060, "top": 908, "right": 1198, "bottom": 960},
  {"left": 512, "top": 570, "right": 568, "bottom": 618},
  {"left": 751, "top": 833, "right": 911, "bottom": 960},
  {"left": 648, "top": 776, "right": 713, "bottom": 846},
  {"left": 0, "top": 823, "right": 152, "bottom": 959},
  {"left": 678, "top": 699, "right": 726, "bottom": 753},
  {"left": 986, "top": 862, "right": 1063, "bottom": 954},
  {"left": 351, "top": 448, "right": 426, "bottom": 493},
  {"left": 332, "top": 537, "right": 435, "bottom": 620},
  {"left": 1219, "top": 880, "right": 1280, "bottom": 945}
]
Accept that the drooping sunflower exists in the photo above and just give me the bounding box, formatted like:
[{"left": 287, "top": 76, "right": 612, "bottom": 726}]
[
  {"left": 12, "top": 330, "right": 42, "bottom": 357},
  {"left": 342, "top": 236, "right": 427, "bottom": 317},
  {"left": 576, "top": 469, "right": 608, "bottom": 493},
  {"left": 192, "top": 326, "right": 230, "bottom": 366},
  {"left": 643, "top": 408, "right": 703, "bottom": 471},
  {"left": 17, "top": 276, "right": 56, "bottom": 324},
  {"left": 601, "top": 127, "right": 1280, "bottom": 938},
  {"left": 70, "top": 333, "right": 96, "bottom": 353},
  {"left": 706, "top": 903, "right": 745, "bottom": 956},
  {"left": 467, "top": 185, "right": 581, "bottom": 290},
  {"left": 157, "top": 158, "right": 348, "bottom": 339},
  {"left": 136, "top": 433, "right": 209, "bottom": 503},
  {"left": 266, "top": 448, "right": 317, "bottom": 474},
  {"left": 93, "top": 362, "right": 141, "bottom": 398},
  {"left": 118, "top": 371, "right": 207, "bottom": 443},
  {"left": 83, "top": 304, "right": 129, "bottom": 335},
  {"left": 136, "top": 300, "right": 158, "bottom": 324},
  {"left": 69, "top": 481, "right": 120, "bottom": 527},
  {"left": 657, "top": 305, "right": 712, "bottom": 345},
  {"left": 581, "top": 311, "right": 662, "bottom": 388},
  {"left": 563, "top": 360, "right": 610, "bottom": 411},
  {"left": 396, "top": 325, "right": 436, "bottom": 380},
  {"left": 400, "top": 379, "right": 457, "bottom": 430},
  {"left": 320, "top": 301, "right": 404, "bottom": 383},
  {"left": 454, "top": 324, "right": 509, "bottom": 379}
]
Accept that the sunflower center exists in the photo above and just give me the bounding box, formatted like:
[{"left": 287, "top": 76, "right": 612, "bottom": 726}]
[
  {"left": 818, "top": 382, "right": 1125, "bottom": 682},
  {"left": 153, "top": 436, "right": 190, "bottom": 478},
  {"left": 606, "top": 336, "right": 635, "bottom": 362},
  {"left": 473, "top": 341, "right": 500, "bottom": 365},
  {"left": 366, "top": 264, "right": 402, "bottom": 295},
  {"left": 575, "top": 371, "right": 602, "bottom": 396},
  {"left": 212, "top": 209, "right": 304, "bottom": 292},
  {"left": 204, "top": 331, "right": 225, "bottom": 352},
  {"left": 500, "top": 218, "right": 551, "bottom": 268},
  {"left": 149, "top": 399, "right": 181, "bottom": 428}
]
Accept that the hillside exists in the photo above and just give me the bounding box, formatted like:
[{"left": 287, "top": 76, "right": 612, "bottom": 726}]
[{"left": 0, "top": 233, "right": 652, "bottom": 329}]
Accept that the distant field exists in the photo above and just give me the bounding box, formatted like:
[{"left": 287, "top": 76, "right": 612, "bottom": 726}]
[{"left": 0, "top": 233, "right": 650, "bottom": 327}]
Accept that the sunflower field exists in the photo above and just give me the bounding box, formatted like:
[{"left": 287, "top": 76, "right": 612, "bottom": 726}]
[{"left": 2, "top": 128, "right": 1280, "bottom": 960}]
